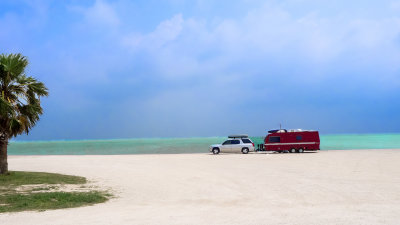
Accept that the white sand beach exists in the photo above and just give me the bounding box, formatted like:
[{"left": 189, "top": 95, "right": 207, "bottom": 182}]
[{"left": 2, "top": 150, "right": 400, "bottom": 225}]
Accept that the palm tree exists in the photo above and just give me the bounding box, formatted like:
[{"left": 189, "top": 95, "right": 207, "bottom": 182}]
[{"left": 0, "top": 53, "right": 48, "bottom": 174}]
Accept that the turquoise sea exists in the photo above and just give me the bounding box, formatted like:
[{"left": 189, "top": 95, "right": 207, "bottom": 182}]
[{"left": 8, "top": 134, "right": 400, "bottom": 155}]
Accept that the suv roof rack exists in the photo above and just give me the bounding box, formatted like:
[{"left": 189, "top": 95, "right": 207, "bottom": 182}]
[{"left": 228, "top": 134, "right": 249, "bottom": 139}]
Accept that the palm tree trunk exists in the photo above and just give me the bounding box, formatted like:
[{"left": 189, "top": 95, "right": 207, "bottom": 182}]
[{"left": 0, "top": 138, "right": 8, "bottom": 174}]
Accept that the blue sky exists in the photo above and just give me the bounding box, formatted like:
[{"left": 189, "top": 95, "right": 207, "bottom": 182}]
[{"left": 1, "top": 0, "right": 400, "bottom": 140}]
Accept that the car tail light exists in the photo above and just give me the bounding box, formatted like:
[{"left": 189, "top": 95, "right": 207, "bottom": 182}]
[{"left": 252, "top": 143, "right": 254, "bottom": 147}]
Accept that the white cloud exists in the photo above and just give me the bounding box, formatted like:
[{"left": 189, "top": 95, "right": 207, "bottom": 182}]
[
  {"left": 123, "top": 14, "right": 183, "bottom": 50},
  {"left": 119, "top": 2, "right": 400, "bottom": 86},
  {"left": 81, "top": 0, "right": 120, "bottom": 27},
  {"left": 390, "top": 1, "right": 400, "bottom": 11}
]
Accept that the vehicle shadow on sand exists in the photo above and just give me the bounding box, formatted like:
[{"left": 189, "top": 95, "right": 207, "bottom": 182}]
[{"left": 209, "top": 151, "right": 319, "bottom": 155}]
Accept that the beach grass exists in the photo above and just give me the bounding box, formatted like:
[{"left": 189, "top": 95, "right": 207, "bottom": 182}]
[
  {"left": 0, "top": 171, "right": 110, "bottom": 213},
  {"left": 0, "top": 171, "right": 86, "bottom": 186}
]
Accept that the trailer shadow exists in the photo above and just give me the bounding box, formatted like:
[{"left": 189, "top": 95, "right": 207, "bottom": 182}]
[
  {"left": 208, "top": 151, "right": 319, "bottom": 155},
  {"left": 254, "top": 151, "right": 319, "bottom": 154}
]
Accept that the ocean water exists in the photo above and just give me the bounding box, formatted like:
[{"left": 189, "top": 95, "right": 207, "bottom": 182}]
[{"left": 8, "top": 134, "right": 400, "bottom": 155}]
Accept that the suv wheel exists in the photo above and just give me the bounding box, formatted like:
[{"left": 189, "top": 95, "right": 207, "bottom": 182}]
[
  {"left": 212, "top": 148, "right": 220, "bottom": 154},
  {"left": 290, "top": 148, "right": 296, "bottom": 153},
  {"left": 241, "top": 148, "right": 249, "bottom": 154}
]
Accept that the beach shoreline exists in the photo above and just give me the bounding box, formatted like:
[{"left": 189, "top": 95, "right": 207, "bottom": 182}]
[
  {"left": 2, "top": 149, "right": 400, "bottom": 225},
  {"left": 6, "top": 147, "right": 400, "bottom": 156}
]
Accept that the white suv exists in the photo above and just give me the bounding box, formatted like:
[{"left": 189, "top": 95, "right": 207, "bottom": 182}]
[{"left": 209, "top": 135, "right": 255, "bottom": 154}]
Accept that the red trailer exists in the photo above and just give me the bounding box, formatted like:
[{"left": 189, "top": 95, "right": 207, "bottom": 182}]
[{"left": 263, "top": 129, "right": 320, "bottom": 153}]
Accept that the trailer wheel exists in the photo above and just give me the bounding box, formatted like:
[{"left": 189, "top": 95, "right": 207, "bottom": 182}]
[
  {"left": 241, "top": 148, "right": 249, "bottom": 154},
  {"left": 290, "top": 148, "right": 296, "bottom": 153},
  {"left": 298, "top": 148, "right": 304, "bottom": 153},
  {"left": 212, "top": 148, "right": 220, "bottom": 154}
]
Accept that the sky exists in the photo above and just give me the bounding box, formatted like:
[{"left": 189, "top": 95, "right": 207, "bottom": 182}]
[{"left": 1, "top": 0, "right": 400, "bottom": 140}]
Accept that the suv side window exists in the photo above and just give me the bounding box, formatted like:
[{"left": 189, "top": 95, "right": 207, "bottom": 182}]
[
  {"left": 269, "top": 136, "right": 280, "bottom": 143},
  {"left": 242, "top": 139, "right": 252, "bottom": 144},
  {"left": 231, "top": 140, "right": 240, "bottom": 144},
  {"left": 222, "top": 140, "right": 231, "bottom": 145}
]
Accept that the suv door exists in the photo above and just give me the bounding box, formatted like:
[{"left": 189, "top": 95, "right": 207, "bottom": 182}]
[
  {"left": 230, "top": 139, "right": 241, "bottom": 153},
  {"left": 221, "top": 140, "right": 232, "bottom": 153}
]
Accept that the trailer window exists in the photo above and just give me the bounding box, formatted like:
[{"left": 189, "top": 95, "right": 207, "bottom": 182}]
[
  {"left": 269, "top": 136, "right": 280, "bottom": 143},
  {"left": 242, "top": 139, "right": 252, "bottom": 143},
  {"left": 296, "top": 135, "right": 302, "bottom": 141},
  {"left": 231, "top": 140, "right": 240, "bottom": 144}
]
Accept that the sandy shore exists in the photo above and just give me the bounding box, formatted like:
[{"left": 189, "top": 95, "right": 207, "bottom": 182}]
[{"left": 2, "top": 150, "right": 400, "bottom": 225}]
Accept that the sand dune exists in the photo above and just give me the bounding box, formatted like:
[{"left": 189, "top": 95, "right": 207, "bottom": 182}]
[{"left": 2, "top": 150, "right": 400, "bottom": 225}]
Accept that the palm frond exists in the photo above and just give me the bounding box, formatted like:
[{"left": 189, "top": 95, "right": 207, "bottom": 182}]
[
  {"left": 0, "top": 53, "right": 28, "bottom": 81},
  {"left": 0, "top": 97, "right": 13, "bottom": 118},
  {"left": 0, "top": 53, "right": 48, "bottom": 138}
]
